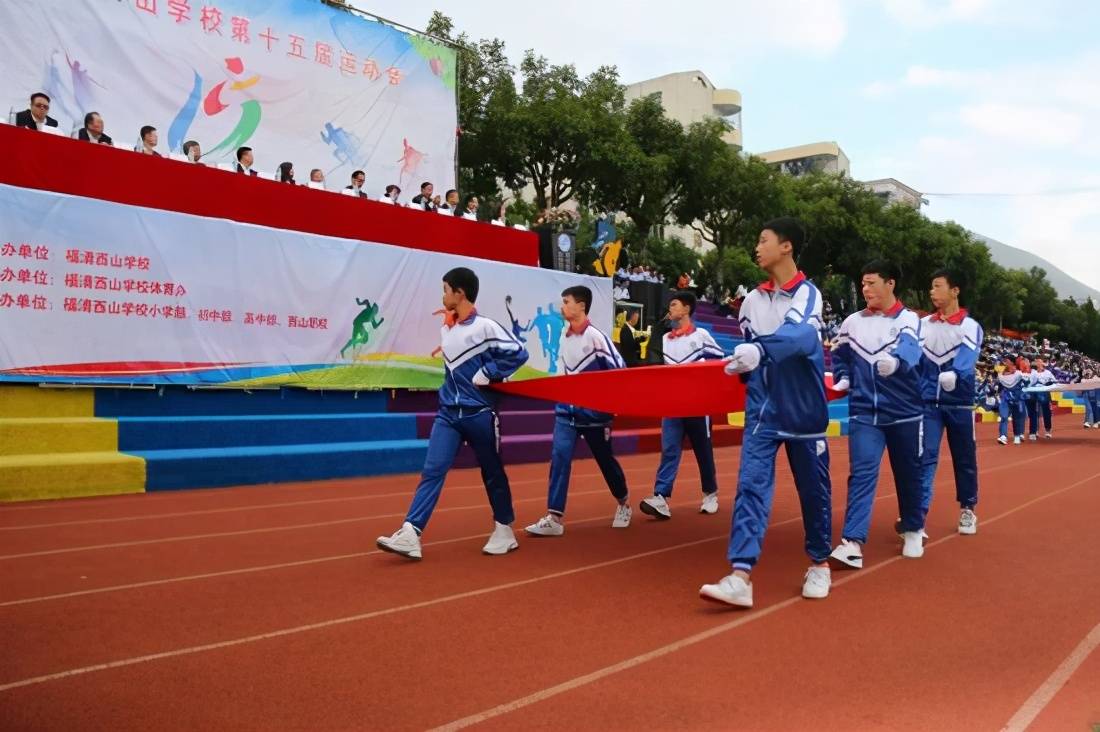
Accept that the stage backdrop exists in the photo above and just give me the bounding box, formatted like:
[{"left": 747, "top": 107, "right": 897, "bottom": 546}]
[
  {"left": 0, "top": 0, "right": 456, "bottom": 195},
  {"left": 0, "top": 184, "right": 611, "bottom": 388}
]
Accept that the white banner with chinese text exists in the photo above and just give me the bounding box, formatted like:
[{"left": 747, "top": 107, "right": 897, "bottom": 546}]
[
  {"left": 0, "top": 0, "right": 456, "bottom": 195},
  {"left": 0, "top": 184, "right": 611, "bottom": 388}
]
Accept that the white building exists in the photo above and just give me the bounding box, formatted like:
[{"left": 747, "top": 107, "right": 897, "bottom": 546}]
[
  {"left": 624, "top": 70, "right": 742, "bottom": 150},
  {"left": 862, "top": 178, "right": 927, "bottom": 210}
]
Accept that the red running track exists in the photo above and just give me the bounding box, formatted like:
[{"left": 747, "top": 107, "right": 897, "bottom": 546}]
[{"left": 1, "top": 423, "right": 1098, "bottom": 731}]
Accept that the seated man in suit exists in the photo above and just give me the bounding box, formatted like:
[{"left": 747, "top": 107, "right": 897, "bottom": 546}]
[
  {"left": 76, "top": 112, "right": 112, "bottom": 145},
  {"left": 344, "top": 170, "right": 368, "bottom": 198},
  {"left": 236, "top": 146, "right": 257, "bottom": 176},
  {"left": 410, "top": 181, "right": 436, "bottom": 211},
  {"left": 182, "top": 140, "right": 204, "bottom": 164},
  {"left": 138, "top": 125, "right": 161, "bottom": 156},
  {"left": 15, "top": 92, "right": 58, "bottom": 131}
]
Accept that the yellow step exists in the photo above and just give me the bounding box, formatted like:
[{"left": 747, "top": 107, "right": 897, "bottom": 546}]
[
  {"left": 0, "top": 385, "right": 94, "bottom": 418},
  {"left": 0, "top": 417, "right": 118, "bottom": 456},
  {"left": 727, "top": 411, "right": 745, "bottom": 427},
  {"left": 825, "top": 420, "right": 842, "bottom": 437},
  {"left": 0, "top": 452, "right": 145, "bottom": 502}
]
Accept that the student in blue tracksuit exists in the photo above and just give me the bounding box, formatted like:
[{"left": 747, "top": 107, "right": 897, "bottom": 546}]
[
  {"left": 699, "top": 217, "right": 833, "bottom": 609},
  {"left": 1027, "top": 359, "right": 1056, "bottom": 439},
  {"left": 639, "top": 290, "right": 725, "bottom": 521},
  {"left": 996, "top": 358, "right": 1027, "bottom": 445},
  {"left": 829, "top": 260, "right": 927, "bottom": 566},
  {"left": 525, "top": 285, "right": 632, "bottom": 537},
  {"left": 918, "top": 269, "right": 983, "bottom": 537},
  {"left": 377, "top": 267, "right": 529, "bottom": 560}
]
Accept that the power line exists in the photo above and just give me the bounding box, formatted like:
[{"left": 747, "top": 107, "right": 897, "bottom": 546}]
[{"left": 924, "top": 186, "right": 1100, "bottom": 198}]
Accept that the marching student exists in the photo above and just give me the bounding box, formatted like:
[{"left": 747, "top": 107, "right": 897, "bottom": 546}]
[
  {"left": 917, "top": 269, "right": 983, "bottom": 536},
  {"left": 996, "top": 357, "right": 1027, "bottom": 445},
  {"left": 377, "top": 267, "right": 528, "bottom": 560},
  {"left": 526, "top": 286, "right": 632, "bottom": 536},
  {"left": 699, "top": 217, "right": 833, "bottom": 608},
  {"left": 1027, "top": 359, "right": 1056, "bottom": 439},
  {"left": 829, "top": 260, "right": 927, "bottom": 565},
  {"left": 639, "top": 291, "right": 724, "bottom": 520}
]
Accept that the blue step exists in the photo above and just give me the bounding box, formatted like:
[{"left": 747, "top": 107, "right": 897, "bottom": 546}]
[
  {"left": 117, "top": 413, "right": 418, "bottom": 450},
  {"left": 134, "top": 439, "right": 429, "bottom": 491},
  {"left": 827, "top": 399, "right": 849, "bottom": 419},
  {"left": 712, "top": 334, "right": 742, "bottom": 354},
  {"left": 95, "top": 386, "right": 388, "bottom": 417}
]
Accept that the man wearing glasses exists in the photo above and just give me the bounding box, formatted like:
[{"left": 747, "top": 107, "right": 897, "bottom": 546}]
[{"left": 15, "top": 92, "right": 58, "bottom": 131}]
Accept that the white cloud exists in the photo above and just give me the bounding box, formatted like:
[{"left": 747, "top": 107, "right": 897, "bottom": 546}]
[
  {"left": 959, "top": 103, "right": 1084, "bottom": 148},
  {"left": 882, "top": 0, "right": 996, "bottom": 27},
  {"left": 368, "top": 0, "right": 847, "bottom": 87}
]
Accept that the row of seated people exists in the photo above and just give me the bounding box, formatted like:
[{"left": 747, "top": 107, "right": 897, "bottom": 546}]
[{"left": 8, "top": 92, "right": 526, "bottom": 228}]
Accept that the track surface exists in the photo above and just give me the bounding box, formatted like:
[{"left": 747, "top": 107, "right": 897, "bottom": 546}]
[{"left": 2, "top": 423, "right": 1098, "bottom": 731}]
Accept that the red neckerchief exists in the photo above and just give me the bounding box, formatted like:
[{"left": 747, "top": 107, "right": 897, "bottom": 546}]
[
  {"left": 565, "top": 319, "right": 590, "bottom": 337},
  {"left": 930, "top": 308, "right": 968, "bottom": 324},
  {"left": 863, "top": 299, "right": 904, "bottom": 317},
  {"left": 758, "top": 271, "right": 807, "bottom": 293},
  {"left": 668, "top": 323, "right": 696, "bottom": 339},
  {"left": 444, "top": 307, "right": 476, "bottom": 329}
]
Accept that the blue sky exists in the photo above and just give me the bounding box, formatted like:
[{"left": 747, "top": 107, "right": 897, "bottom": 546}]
[{"left": 372, "top": 0, "right": 1100, "bottom": 292}]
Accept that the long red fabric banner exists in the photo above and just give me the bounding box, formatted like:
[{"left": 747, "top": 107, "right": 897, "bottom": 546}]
[
  {"left": 495, "top": 361, "right": 845, "bottom": 418},
  {"left": 0, "top": 124, "right": 538, "bottom": 267}
]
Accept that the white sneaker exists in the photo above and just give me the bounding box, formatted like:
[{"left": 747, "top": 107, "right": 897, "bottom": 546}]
[
  {"left": 1028, "top": 434, "right": 1037, "bottom": 441},
  {"left": 699, "top": 573, "right": 753, "bottom": 608},
  {"left": 525, "top": 514, "right": 564, "bottom": 537},
  {"left": 829, "top": 539, "right": 863, "bottom": 569},
  {"left": 1085, "top": 422, "right": 1092, "bottom": 429},
  {"left": 1044, "top": 431, "right": 1053, "bottom": 439},
  {"left": 893, "top": 519, "right": 928, "bottom": 541},
  {"left": 1013, "top": 436, "right": 1022, "bottom": 445},
  {"left": 802, "top": 566, "right": 831, "bottom": 599},
  {"left": 1094, "top": 422, "right": 1100, "bottom": 429},
  {"left": 699, "top": 492, "right": 719, "bottom": 515},
  {"left": 902, "top": 531, "right": 925, "bottom": 558},
  {"left": 958, "top": 509, "right": 977, "bottom": 535},
  {"left": 997, "top": 435, "right": 1008, "bottom": 445},
  {"left": 483, "top": 522, "right": 519, "bottom": 555},
  {"left": 611, "top": 503, "right": 632, "bottom": 528},
  {"left": 640, "top": 495, "right": 672, "bottom": 520},
  {"left": 376, "top": 521, "right": 423, "bottom": 560}
]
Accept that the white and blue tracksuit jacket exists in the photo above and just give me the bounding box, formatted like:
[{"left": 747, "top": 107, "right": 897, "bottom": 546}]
[
  {"left": 726, "top": 273, "right": 833, "bottom": 570},
  {"left": 438, "top": 311, "right": 529, "bottom": 411},
  {"left": 661, "top": 325, "right": 724, "bottom": 365},
  {"left": 1028, "top": 368, "right": 1056, "bottom": 404},
  {"left": 918, "top": 310, "right": 983, "bottom": 408},
  {"left": 997, "top": 370, "right": 1026, "bottom": 406},
  {"left": 737, "top": 272, "right": 830, "bottom": 438},
  {"left": 832, "top": 302, "right": 924, "bottom": 425},
  {"left": 555, "top": 321, "right": 624, "bottom": 426}
]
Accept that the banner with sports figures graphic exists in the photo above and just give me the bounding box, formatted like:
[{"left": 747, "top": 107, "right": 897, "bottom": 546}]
[
  {"left": 0, "top": 0, "right": 456, "bottom": 194},
  {"left": 0, "top": 185, "right": 612, "bottom": 388}
]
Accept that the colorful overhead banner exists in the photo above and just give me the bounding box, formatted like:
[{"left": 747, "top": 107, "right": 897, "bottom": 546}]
[
  {"left": 0, "top": 0, "right": 456, "bottom": 195},
  {"left": 0, "top": 185, "right": 612, "bottom": 388}
]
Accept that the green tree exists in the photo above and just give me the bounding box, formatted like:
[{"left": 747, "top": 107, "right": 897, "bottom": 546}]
[
  {"left": 675, "top": 127, "right": 785, "bottom": 251},
  {"left": 587, "top": 94, "right": 689, "bottom": 238}
]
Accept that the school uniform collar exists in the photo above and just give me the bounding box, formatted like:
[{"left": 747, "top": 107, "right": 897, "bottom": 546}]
[
  {"left": 862, "top": 299, "right": 905, "bottom": 318},
  {"left": 445, "top": 308, "right": 477, "bottom": 328},
  {"left": 930, "top": 307, "right": 968, "bottom": 325},
  {"left": 758, "top": 271, "right": 806, "bottom": 294},
  {"left": 668, "top": 322, "right": 696, "bottom": 339},
  {"left": 566, "top": 319, "right": 591, "bottom": 337}
]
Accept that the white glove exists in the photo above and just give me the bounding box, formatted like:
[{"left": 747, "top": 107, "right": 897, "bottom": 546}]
[
  {"left": 938, "top": 371, "right": 958, "bottom": 392},
  {"left": 723, "top": 343, "right": 762, "bottom": 375},
  {"left": 832, "top": 377, "right": 850, "bottom": 392},
  {"left": 876, "top": 356, "right": 899, "bottom": 377},
  {"left": 472, "top": 369, "right": 491, "bottom": 386}
]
